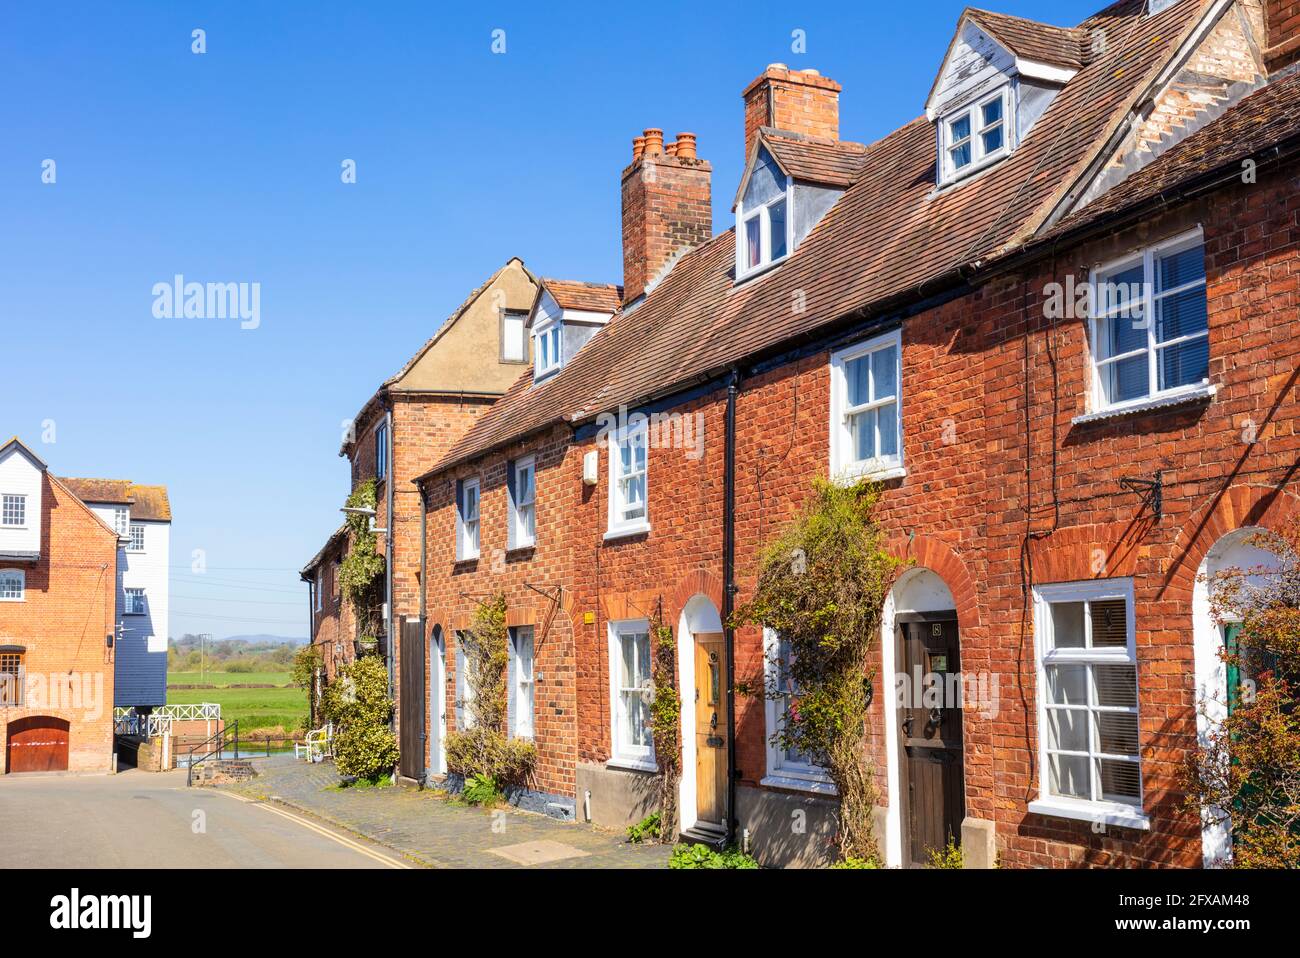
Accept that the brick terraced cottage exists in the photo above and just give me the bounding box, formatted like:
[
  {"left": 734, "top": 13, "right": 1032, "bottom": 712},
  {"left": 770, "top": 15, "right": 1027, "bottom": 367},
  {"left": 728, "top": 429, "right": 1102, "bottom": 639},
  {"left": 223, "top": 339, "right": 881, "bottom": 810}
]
[{"left": 398, "top": 0, "right": 1300, "bottom": 867}]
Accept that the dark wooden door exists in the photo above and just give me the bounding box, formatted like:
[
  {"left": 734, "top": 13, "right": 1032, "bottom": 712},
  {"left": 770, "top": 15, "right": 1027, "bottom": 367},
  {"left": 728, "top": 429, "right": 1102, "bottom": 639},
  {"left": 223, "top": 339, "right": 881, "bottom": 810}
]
[
  {"left": 6, "top": 716, "right": 70, "bottom": 773},
  {"left": 398, "top": 618, "right": 426, "bottom": 782},
  {"left": 897, "top": 617, "right": 964, "bottom": 866}
]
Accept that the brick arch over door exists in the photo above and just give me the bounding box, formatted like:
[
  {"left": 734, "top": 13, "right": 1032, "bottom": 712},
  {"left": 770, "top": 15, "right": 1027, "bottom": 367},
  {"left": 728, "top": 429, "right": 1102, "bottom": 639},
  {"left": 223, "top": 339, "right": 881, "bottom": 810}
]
[
  {"left": 1164, "top": 483, "right": 1300, "bottom": 601},
  {"left": 670, "top": 569, "right": 725, "bottom": 627},
  {"left": 886, "top": 536, "right": 980, "bottom": 629}
]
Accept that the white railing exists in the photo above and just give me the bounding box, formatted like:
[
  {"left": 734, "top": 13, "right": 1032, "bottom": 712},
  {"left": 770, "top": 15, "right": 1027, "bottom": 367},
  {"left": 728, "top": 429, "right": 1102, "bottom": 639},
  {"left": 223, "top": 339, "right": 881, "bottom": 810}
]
[{"left": 114, "top": 703, "right": 222, "bottom": 737}]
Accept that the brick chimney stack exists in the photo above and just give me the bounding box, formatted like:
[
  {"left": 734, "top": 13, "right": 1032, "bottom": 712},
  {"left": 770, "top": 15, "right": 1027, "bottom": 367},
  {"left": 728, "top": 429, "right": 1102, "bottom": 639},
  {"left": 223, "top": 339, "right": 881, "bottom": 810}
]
[
  {"left": 621, "top": 128, "right": 712, "bottom": 305},
  {"left": 743, "top": 64, "right": 841, "bottom": 159},
  {"left": 1264, "top": 0, "right": 1300, "bottom": 73}
]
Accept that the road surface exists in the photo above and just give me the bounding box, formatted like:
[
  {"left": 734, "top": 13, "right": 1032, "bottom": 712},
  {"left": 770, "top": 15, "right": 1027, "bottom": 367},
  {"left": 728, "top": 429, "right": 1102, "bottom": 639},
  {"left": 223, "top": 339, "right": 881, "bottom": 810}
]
[{"left": 0, "top": 766, "right": 408, "bottom": 868}]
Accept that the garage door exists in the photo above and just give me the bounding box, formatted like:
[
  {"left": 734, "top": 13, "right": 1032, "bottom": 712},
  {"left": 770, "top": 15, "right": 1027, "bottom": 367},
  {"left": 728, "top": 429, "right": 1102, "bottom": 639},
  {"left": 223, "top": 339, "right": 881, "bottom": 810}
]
[{"left": 6, "top": 716, "right": 70, "bottom": 772}]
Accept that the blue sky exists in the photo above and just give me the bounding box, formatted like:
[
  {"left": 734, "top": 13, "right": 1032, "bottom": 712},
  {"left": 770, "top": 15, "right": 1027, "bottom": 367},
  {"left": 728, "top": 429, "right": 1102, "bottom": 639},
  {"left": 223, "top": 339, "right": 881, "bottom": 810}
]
[{"left": 1, "top": 0, "right": 1101, "bottom": 640}]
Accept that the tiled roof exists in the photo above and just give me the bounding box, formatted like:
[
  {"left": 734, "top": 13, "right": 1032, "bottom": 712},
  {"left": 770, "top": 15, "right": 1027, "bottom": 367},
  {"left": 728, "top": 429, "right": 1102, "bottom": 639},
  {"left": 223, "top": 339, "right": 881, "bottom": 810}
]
[
  {"left": 967, "top": 8, "right": 1090, "bottom": 70},
  {"left": 761, "top": 130, "right": 871, "bottom": 188},
  {"left": 542, "top": 278, "right": 623, "bottom": 313},
  {"left": 301, "top": 524, "right": 348, "bottom": 577},
  {"left": 58, "top": 478, "right": 173, "bottom": 521},
  {"left": 425, "top": 0, "right": 1210, "bottom": 476}
]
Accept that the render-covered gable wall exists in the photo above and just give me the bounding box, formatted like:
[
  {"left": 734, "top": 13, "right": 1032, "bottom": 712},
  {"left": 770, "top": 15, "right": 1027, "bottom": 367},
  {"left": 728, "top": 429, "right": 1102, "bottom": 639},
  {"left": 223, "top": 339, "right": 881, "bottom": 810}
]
[{"left": 0, "top": 445, "right": 43, "bottom": 558}]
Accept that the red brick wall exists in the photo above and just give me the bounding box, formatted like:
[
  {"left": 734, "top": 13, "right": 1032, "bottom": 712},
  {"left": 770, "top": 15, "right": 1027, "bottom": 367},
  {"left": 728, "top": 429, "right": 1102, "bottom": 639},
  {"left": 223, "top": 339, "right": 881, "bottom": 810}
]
[
  {"left": 418, "top": 157, "right": 1300, "bottom": 863},
  {"left": 1265, "top": 0, "right": 1300, "bottom": 71},
  {"left": 621, "top": 153, "right": 713, "bottom": 305},
  {"left": 1, "top": 475, "right": 118, "bottom": 772}
]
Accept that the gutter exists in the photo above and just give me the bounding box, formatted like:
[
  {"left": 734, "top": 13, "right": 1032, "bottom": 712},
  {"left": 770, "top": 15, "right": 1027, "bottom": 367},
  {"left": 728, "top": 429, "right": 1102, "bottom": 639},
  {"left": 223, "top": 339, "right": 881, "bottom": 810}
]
[
  {"left": 383, "top": 398, "right": 395, "bottom": 708},
  {"left": 722, "top": 366, "right": 740, "bottom": 845}
]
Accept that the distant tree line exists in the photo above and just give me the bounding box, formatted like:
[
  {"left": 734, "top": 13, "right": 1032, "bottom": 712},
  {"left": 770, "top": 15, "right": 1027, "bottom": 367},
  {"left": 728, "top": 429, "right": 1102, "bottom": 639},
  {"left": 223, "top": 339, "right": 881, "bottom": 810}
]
[{"left": 167, "top": 634, "right": 303, "bottom": 673}]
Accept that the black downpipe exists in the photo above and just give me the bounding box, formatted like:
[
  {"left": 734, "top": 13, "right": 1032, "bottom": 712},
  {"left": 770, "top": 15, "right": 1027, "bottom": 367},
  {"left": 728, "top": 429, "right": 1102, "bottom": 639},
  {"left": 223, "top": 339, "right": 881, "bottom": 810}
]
[{"left": 723, "top": 367, "right": 740, "bottom": 844}]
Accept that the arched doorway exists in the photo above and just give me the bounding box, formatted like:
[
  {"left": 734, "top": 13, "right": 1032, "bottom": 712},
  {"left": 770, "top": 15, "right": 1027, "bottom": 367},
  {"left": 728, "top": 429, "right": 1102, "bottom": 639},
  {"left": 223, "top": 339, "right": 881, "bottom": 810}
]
[
  {"left": 677, "top": 593, "right": 725, "bottom": 837},
  {"left": 6, "top": 716, "right": 70, "bottom": 773},
  {"left": 882, "top": 568, "right": 964, "bottom": 867},
  {"left": 1192, "top": 526, "right": 1280, "bottom": 867}
]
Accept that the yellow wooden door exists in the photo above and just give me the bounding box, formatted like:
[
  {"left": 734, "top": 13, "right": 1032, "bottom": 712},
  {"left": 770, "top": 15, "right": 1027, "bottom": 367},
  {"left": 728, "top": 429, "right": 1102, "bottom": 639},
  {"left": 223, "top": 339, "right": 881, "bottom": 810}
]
[{"left": 694, "top": 633, "right": 728, "bottom": 825}]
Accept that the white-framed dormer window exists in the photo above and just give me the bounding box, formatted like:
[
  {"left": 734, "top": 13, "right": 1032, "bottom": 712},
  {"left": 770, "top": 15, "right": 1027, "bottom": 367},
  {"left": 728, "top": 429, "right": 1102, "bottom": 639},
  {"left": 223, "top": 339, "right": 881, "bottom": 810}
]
[
  {"left": 0, "top": 569, "right": 25, "bottom": 601},
  {"left": 1029, "top": 578, "right": 1148, "bottom": 830},
  {"left": 829, "top": 329, "right": 903, "bottom": 482},
  {"left": 375, "top": 421, "right": 389, "bottom": 481},
  {"left": 125, "top": 587, "right": 147, "bottom": 616},
  {"left": 608, "top": 619, "right": 654, "bottom": 770},
  {"left": 736, "top": 146, "right": 793, "bottom": 280},
  {"left": 508, "top": 455, "right": 536, "bottom": 550},
  {"left": 1, "top": 495, "right": 26, "bottom": 528},
  {"left": 1088, "top": 230, "right": 1209, "bottom": 414},
  {"left": 762, "top": 628, "right": 834, "bottom": 793},
  {"left": 127, "top": 523, "right": 146, "bottom": 553},
  {"left": 534, "top": 319, "right": 562, "bottom": 380},
  {"left": 606, "top": 421, "right": 649, "bottom": 538},
  {"left": 509, "top": 625, "right": 535, "bottom": 739},
  {"left": 456, "top": 478, "right": 480, "bottom": 561},
  {"left": 112, "top": 506, "right": 129, "bottom": 537},
  {"left": 940, "top": 85, "right": 1012, "bottom": 185}
]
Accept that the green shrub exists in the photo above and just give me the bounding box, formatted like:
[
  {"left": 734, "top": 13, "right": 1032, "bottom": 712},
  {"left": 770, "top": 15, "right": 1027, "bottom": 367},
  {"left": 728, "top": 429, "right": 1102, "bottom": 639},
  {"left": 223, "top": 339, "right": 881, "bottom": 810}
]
[
  {"left": 668, "top": 843, "right": 760, "bottom": 870},
  {"left": 830, "top": 856, "right": 881, "bottom": 869},
  {"left": 626, "top": 812, "right": 663, "bottom": 844},
  {"left": 462, "top": 773, "right": 503, "bottom": 807},
  {"left": 444, "top": 726, "right": 536, "bottom": 787},
  {"left": 926, "top": 838, "right": 963, "bottom": 869},
  {"left": 321, "top": 656, "right": 398, "bottom": 780}
]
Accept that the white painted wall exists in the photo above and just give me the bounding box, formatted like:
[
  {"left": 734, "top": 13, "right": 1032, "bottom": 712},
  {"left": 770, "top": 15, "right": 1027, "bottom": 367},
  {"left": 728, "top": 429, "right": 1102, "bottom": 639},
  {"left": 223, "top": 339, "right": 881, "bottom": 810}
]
[
  {"left": 88, "top": 504, "right": 170, "bottom": 707},
  {"left": 0, "top": 444, "right": 43, "bottom": 557},
  {"left": 929, "top": 20, "right": 1015, "bottom": 117}
]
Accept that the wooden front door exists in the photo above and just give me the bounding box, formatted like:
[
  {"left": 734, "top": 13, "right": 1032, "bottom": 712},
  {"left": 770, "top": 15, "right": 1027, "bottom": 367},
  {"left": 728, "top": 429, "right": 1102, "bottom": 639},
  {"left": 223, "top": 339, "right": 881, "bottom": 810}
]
[
  {"left": 398, "top": 618, "right": 426, "bottom": 782},
  {"left": 6, "top": 716, "right": 70, "bottom": 773},
  {"left": 694, "top": 633, "right": 728, "bottom": 825},
  {"left": 897, "top": 617, "right": 965, "bottom": 866}
]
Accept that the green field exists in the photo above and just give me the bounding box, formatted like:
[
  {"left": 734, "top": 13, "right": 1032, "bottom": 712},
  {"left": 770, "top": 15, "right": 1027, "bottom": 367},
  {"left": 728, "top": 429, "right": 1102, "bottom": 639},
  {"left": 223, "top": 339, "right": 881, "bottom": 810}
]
[
  {"left": 167, "top": 671, "right": 295, "bottom": 687},
  {"left": 167, "top": 672, "right": 307, "bottom": 734}
]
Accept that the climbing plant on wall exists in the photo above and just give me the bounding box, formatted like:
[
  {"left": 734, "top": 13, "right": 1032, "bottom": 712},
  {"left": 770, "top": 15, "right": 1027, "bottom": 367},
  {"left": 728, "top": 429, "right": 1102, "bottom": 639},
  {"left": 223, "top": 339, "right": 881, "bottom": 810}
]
[
  {"left": 338, "top": 478, "right": 385, "bottom": 641},
  {"left": 649, "top": 608, "right": 681, "bottom": 842}
]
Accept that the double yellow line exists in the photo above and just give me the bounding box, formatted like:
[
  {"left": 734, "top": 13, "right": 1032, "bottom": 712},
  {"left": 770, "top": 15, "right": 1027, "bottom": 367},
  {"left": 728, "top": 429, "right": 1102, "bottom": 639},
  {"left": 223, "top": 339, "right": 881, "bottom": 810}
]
[{"left": 217, "top": 791, "right": 413, "bottom": 869}]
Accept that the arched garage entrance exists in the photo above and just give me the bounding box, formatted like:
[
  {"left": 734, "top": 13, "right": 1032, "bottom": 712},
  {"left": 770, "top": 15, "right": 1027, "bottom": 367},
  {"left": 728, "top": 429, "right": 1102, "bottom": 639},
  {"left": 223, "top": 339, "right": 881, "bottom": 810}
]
[{"left": 6, "top": 716, "right": 70, "bottom": 773}]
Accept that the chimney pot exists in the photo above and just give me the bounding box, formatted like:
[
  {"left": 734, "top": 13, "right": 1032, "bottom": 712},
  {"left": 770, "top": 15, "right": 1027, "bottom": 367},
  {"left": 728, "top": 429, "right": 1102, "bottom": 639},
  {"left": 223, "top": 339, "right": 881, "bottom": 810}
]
[
  {"left": 632, "top": 136, "right": 646, "bottom": 161},
  {"left": 665, "top": 141, "right": 679, "bottom": 156},
  {"left": 675, "top": 132, "right": 698, "bottom": 160},
  {"left": 743, "top": 65, "right": 841, "bottom": 160},
  {"left": 767, "top": 62, "right": 788, "bottom": 71},
  {"left": 643, "top": 128, "right": 664, "bottom": 155}
]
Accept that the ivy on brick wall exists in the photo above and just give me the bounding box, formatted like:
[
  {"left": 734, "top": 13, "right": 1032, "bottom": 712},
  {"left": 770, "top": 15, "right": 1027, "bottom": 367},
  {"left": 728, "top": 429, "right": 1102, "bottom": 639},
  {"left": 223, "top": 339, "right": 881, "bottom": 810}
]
[
  {"left": 733, "top": 478, "right": 902, "bottom": 864},
  {"left": 338, "top": 478, "right": 385, "bottom": 641},
  {"left": 649, "top": 609, "right": 681, "bottom": 842}
]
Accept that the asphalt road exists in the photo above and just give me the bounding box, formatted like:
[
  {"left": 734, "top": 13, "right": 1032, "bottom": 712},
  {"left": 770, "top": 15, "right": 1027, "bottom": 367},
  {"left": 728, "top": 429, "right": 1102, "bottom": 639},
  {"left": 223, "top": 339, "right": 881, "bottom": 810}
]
[{"left": 0, "top": 767, "right": 408, "bottom": 868}]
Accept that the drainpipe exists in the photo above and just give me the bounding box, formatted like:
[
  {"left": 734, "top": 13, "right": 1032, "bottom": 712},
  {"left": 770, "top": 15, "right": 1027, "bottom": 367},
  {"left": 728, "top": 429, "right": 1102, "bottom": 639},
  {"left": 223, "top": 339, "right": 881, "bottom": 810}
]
[
  {"left": 383, "top": 400, "right": 395, "bottom": 707},
  {"left": 723, "top": 366, "right": 740, "bottom": 844},
  {"left": 305, "top": 574, "right": 316, "bottom": 726}
]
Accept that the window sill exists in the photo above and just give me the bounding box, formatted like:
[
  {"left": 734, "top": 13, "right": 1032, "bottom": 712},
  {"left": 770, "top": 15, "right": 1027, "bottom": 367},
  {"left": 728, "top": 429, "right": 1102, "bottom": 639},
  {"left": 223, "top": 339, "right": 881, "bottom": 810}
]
[
  {"left": 761, "top": 774, "right": 837, "bottom": 796},
  {"left": 735, "top": 254, "right": 790, "bottom": 287},
  {"left": 832, "top": 463, "right": 906, "bottom": 487},
  {"left": 454, "top": 554, "right": 480, "bottom": 564},
  {"left": 0, "top": 598, "right": 25, "bottom": 603},
  {"left": 506, "top": 542, "right": 536, "bottom": 555},
  {"left": 1027, "top": 797, "right": 1150, "bottom": 831},
  {"left": 1072, "top": 383, "right": 1216, "bottom": 426},
  {"left": 605, "top": 757, "right": 657, "bottom": 774},
  {"left": 603, "top": 522, "right": 651, "bottom": 542}
]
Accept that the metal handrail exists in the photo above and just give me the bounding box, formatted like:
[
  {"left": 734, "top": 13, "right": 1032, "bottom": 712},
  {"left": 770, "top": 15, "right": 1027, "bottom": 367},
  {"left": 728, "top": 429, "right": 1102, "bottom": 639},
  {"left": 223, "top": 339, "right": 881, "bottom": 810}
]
[{"left": 185, "top": 720, "right": 239, "bottom": 787}]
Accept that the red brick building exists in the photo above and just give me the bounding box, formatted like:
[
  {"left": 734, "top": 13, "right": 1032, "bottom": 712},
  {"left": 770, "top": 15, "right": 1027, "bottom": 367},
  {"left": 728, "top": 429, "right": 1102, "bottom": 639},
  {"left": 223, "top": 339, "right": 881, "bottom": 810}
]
[
  {"left": 403, "top": 0, "right": 1300, "bottom": 866},
  {"left": 0, "top": 438, "right": 119, "bottom": 773}
]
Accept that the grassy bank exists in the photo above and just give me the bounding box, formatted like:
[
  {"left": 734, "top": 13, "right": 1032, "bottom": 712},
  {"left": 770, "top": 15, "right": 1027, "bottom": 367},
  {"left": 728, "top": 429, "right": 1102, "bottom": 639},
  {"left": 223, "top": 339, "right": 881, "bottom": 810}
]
[{"left": 167, "top": 671, "right": 307, "bottom": 734}]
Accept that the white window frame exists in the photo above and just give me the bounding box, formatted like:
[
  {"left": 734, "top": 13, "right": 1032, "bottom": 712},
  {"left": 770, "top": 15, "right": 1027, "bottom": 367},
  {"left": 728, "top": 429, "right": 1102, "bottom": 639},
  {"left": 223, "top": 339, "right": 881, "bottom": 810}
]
[
  {"left": 456, "top": 633, "right": 477, "bottom": 730},
  {"left": 761, "top": 628, "right": 835, "bottom": 793},
  {"left": 829, "top": 329, "right": 904, "bottom": 483},
  {"left": 509, "top": 455, "right": 536, "bottom": 550},
  {"left": 0, "top": 569, "right": 25, "bottom": 602},
  {"left": 735, "top": 171, "right": 794, "bottom": 281},
  {"left": 1087, "top": 229, "right": 1210, "bottom": 415},
  {"left": 939, "top": 84, "right": 1013, "bottom": 185},
  {"left": 533, "top": 317, "right": 562, "bottom": 380},
  {"left": 510, "top": 625, "right": 535, "bottom": 739},
  {"left": 607, "top": 619, "right": 655, "bottom": 770},
  {"left": 456, "top": 478, "right": 480, "bottom": 561},
  {"left": 606, "top": 421, "right": 650, "bottom": 539},
  {"left": 501, "top": 310, "right": 528, "bottom": 364},
  {"left": 1029, "top": 578, "right": 1149, "bottom": 830},
  {"left": 1, "top": 494, "right": 26, "bottom": 528},
  {"left": 314, "top": 570, "right": 323, "bottom": 612},
  {"left": 125, "top": 587, "right": 147, "bottom": 616},
  {"left": 127, "top": 523, "right": 146, "bottom": 553},
  {"left": 112, "top": 506, "right": 129, "bottom": 537},
  {"left": 374, "top": 421, "right": 389, "bottom": 481}
]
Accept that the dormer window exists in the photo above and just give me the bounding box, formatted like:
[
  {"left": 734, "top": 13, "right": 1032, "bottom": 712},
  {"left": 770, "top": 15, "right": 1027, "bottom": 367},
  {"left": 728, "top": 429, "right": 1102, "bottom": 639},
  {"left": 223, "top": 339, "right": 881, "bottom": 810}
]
[
  {"left": 736, "top": 147, "right": 792, "bottom": 279},
  {"left": 941, "top": 86, "right": 1012, "bottom": 184},
  {"left": 534, "top": 318, "right": 562, "bottom": 380}
]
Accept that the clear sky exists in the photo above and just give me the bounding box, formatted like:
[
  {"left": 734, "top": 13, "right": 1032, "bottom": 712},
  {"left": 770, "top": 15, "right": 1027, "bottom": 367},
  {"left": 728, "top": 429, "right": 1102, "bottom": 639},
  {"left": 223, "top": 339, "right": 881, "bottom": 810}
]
[{"left": 1, "top": 0, "right": 1102, "bottom": 640}]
